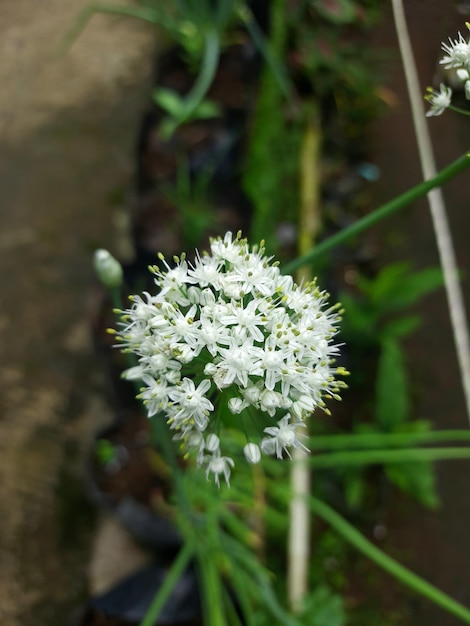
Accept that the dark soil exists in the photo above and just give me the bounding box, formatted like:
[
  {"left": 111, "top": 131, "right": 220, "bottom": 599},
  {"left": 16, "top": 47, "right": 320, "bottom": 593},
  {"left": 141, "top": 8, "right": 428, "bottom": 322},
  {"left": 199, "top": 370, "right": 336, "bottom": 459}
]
[{"left": 91, "top": 412, "right": 171, "bottom": 507}]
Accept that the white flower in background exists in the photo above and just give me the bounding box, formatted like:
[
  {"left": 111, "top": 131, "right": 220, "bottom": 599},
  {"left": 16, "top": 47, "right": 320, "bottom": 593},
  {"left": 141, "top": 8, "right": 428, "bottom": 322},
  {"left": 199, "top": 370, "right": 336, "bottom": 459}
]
[
  {"left": 261, "top": 415, "right": 309, "bottom": 459},
  {"left": 425, "top": 84, "right": 452, "bottom": 117},
  {"left": 205, "top": 453, "right": 235, "bottom": 487},
  {"left": 440, "top": 24, "right": 470, "bottom": 70},
  {"left": 117, "top": 232, "right": 346, "bottom": 485}
]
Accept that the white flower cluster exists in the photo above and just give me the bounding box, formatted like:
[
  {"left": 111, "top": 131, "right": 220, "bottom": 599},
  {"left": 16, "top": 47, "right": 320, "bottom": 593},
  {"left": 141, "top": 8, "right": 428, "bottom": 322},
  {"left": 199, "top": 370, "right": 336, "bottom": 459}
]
[
  {"left": 425, "top": 23, "right": 470, "bottom": 117},
  {"left": 117, "top": 232, "right": 346, "bottom": 486}
]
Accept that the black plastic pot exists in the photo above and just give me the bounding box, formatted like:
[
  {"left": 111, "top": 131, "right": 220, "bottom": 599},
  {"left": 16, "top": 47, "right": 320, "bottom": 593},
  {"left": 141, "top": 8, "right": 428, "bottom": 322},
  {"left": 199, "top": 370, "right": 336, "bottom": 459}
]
[{"left": 76, "top": 562, "right": 202, "bottom": 625}]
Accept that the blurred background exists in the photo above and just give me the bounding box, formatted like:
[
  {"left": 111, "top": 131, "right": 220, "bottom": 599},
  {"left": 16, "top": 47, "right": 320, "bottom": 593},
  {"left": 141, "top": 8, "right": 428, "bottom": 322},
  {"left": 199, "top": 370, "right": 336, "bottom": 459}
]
[{"left": 0, "top": 1, "right": 470, "bottom": 625}]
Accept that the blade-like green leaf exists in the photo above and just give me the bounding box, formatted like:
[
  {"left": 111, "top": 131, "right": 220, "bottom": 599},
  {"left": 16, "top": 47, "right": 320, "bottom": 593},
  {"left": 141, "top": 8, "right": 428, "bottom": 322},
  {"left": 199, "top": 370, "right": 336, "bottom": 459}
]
[
  {"left": 153, "top": 88, "right": 186, "bottom": 117},
  {"left": 363, "top": 262, "right": 443, "bottom": 313},
  {"left": 307, "top": 495, "right": 470, "bottom": 624},
  {"left": 382, "top": 314, "right": 421, "bottom": 339}
]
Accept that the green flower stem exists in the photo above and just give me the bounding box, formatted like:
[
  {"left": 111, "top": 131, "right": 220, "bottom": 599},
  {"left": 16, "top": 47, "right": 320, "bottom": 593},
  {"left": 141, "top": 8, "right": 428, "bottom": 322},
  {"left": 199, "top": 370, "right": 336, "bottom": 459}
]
[
  {"left": 309, "top": 495, "right": 470, "bottom": 624},
  {"left": 309, "top": 429, "right": 470, "bottom": 451},
  {"left": 449, "top": 105, "right": 470, "bottom": 117},
  {"left": 283, "top": 151, "right": 470, "bottom": 274},
  {"left": 110, "top": 286, "right": 123, "bottom": 312},
  {"left": 309, "top": 446, "right": 470, "bottom": 469},
  {"left": 159, "top": 30, "right": 220, "bottom": 138},
  {"left": 140, "top": 541, "right": 194, "bottom": 626},
  {"left": 179, "top": 30, "right": 220, "bottom": 122}
]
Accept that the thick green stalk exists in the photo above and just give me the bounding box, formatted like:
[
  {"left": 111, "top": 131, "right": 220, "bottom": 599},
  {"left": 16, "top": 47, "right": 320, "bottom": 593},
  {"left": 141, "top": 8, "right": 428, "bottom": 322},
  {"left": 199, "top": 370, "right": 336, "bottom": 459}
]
[
  {"left": 309, "top": 429, "right": 470, "bottom": 451},
  {"left": 283, "top": 151, "right": 470, "bottom": 273},
  {"left": 140, "top": 542, "right": 194, "bottom": 626},
  {"left": 309, "top": 446, "right": 470, "bottom": 469},
  {"left": 309, "top": 496, "right": 470, "bottom": 624}
]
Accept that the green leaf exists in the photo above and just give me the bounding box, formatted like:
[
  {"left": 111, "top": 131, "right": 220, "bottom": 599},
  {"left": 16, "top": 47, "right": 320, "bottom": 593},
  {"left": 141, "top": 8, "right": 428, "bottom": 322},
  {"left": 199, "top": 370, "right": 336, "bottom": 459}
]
[
  {"left": 382, "top": 314, "right": 421, "bottom": 339},
  {"left": 361, "top": 262, "right": 443, "bottom": 313},
  {"left": 375, "top": 338, "right": 409, "bottom": 430},
  {"left": 301, "top": 585, "right": 346, "bottom": 626},
  {"left": 191, "top": 98, "right": 221, "bottom": 119},
  {"left": 385, "top": 462, "right": 440, "bottom": 509},
  {"left": 153, "top": 88, "right": 186, "bottom": 118}
]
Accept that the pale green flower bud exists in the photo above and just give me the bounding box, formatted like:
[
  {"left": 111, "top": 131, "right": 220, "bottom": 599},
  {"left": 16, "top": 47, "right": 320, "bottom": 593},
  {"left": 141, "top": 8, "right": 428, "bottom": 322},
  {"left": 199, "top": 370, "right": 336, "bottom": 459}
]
[{"left": 94, "top": 249, "right": 123, "bottom": 289}]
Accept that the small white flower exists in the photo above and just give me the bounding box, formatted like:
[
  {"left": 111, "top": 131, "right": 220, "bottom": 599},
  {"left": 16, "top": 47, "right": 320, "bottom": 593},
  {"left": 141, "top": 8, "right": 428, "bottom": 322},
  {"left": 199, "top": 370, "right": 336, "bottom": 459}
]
[
  {"left": 122, "top": 365, "right": 147, "bottom": 381},
  {"left": 241, "top": 381, "right": 262, "bottom": 405},
  {"left": 243, "top": 443, "right": 261, "bottom": 464},
  {"left": 139, "top": 376, "right": 170, "bottom": 416},
  {"left": 214, "top": 340, "right": 263, "bottom": 389},
  {"left": 261, "top": 415, "right": 309, "bottom": 459},
  {"left": 440, "top": 25, "right": 470, "bottom": 70},
  {"left": 220, "top": 300, "right": 266, "bottom": 343},
  {"left": 210, "top": 231, "right": 244, "bottom": 264},
  {"left": 228, "top": 397, "right": 247, "bottom": 414},
  {"left": 291, "top": 394, "right": 316, "bottom": 419},
  {"left": 259, "top": 388, "right": 284, "bottom": 416},
  {"left": 205, "top": 453, "right": 235, "bottom": 486},
  {"left": 168, "top": 379, "right": 213, "bottom": 429},
  {"left": 425, "top": 84, "right": 452, "bottom": 117},
  {"left": 182, "top": 431, "right": 205, "bottom": 465}
]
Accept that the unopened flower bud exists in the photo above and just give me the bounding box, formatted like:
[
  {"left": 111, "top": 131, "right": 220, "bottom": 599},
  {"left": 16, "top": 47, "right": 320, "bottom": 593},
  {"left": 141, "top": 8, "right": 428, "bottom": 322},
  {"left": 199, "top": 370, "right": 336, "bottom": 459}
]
[
  {"left": 228, "top": 397, "right": 245, "bottom": 414},
  {"left": 94, "top": 249, "right": 123, "bottom": 289},
  {"left": 243, "top": 443, "right": 261, "bottom": 464},
  {"left": 206, "top": 433, "right": 220, "bottom": 452}
]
